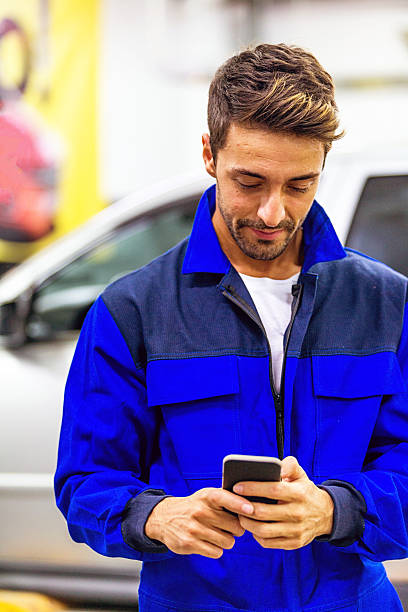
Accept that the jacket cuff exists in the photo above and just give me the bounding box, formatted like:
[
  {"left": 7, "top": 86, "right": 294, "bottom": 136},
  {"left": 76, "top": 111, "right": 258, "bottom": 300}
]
[
  {"left": 315, "top": 480, "right": 366, "bottom": 547},
  {"left": 121, "top": 489, "right": 174, "bottom": 553}
]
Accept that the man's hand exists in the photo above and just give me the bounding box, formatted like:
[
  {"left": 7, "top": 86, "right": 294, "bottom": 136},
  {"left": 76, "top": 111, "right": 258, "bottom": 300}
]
[
  {"left": 144, "top": 487, "right": 252, "bottom": 558},
  {"left": 234, "top": 456, "right": 334, "bottom": 550}
]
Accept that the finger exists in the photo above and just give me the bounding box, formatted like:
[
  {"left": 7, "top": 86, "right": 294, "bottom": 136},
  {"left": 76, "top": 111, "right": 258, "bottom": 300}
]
[
  {"left": 237, "top": 500, "right": 303, "bottom": 524},
  {"left": 201, "top": 527, "right": 235, "bottom": 549},
  {"left": 252, "top": 535, "right": 305, "bottom": 551},
  {"left": 198, "top": 524, "right": 237, "bottom": 551},
  {"left": 233, "top": 480, "right": 300, "bottom": 502},
  {"left": 169, "top": 520, "right": 235, "bottom": 557},
  {"left": 170, "top": 537, "right": 224, "bottom": 559},
  {"left": 199, "top": 543, "right": 225, "bottom": 558},
  {"left": 188, "top": 493, "right": 245, "bottom": 537},
  {"left": 203, "top": 488, "right": 254, "bottom": 516},
  {"left": 280, "top": 456, "right": 306, "bottom": 482},
  {"left": 238, "top": 516, "right": 302, "bottom": 540},
  {"left": 209, "top": 509, "right": 245, "bottom": 537},
  {"left": 190, "top": 539, "right": 225, "bottom": 559}
]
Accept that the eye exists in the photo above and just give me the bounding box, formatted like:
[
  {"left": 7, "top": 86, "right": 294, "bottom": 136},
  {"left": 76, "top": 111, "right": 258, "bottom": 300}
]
[
  {"left": 236, "top": 181, "right": 261, "bottom": 190},
  {"left": 289, "top": 185, "right": 309, "bottom": 193}
]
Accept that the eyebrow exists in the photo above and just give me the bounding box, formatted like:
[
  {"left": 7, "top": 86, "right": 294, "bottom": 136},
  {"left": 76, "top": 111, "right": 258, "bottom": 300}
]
[
  {"left": 231, "top": 168, "right": 320, "bottom": 181},
  {"left": 290, "top": 172, "right": 321, "bottom": 181}
]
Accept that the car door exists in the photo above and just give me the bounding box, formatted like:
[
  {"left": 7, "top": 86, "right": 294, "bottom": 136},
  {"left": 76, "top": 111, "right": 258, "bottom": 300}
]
[
  {"left": 345, "top": 173, "right": 408, "bottom": 276},
  {"left": 0, "top": 197, "right": 197, "bottom": 586}
]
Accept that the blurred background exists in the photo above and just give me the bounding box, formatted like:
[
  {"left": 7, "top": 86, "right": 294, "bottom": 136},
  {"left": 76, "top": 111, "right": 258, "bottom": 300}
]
[{"left": 0, "top": 0, "right": 407, "bottom": 610}]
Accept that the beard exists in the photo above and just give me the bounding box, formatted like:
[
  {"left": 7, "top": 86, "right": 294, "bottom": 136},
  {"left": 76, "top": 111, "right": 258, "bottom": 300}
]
[{"left": 216, "top": 186, "right": 299, "bottom": 261}]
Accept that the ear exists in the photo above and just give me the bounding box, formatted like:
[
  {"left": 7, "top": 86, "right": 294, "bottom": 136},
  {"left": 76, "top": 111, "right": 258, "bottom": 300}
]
[{"left": 202, "top": 133, "right": 216, "bottom": 178}]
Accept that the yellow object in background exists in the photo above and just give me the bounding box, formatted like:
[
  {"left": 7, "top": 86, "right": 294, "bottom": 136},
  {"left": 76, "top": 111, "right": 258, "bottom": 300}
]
[
  {"left": 0, "top": 0, "right": 106, "bottom": 265},
  {"left": 0, "top": 590, "right": 65, "bottom": 612}
]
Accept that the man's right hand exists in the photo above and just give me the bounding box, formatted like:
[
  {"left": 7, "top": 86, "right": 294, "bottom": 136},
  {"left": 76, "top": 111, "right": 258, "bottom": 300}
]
[{"left": 144, "top": 487, "right": 254, "bottom": 558}]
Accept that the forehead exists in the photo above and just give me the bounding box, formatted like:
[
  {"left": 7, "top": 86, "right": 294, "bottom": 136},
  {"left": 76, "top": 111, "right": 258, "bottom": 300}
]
[{"left": 219, "top": 123, "right": 325, "bottom": 175}]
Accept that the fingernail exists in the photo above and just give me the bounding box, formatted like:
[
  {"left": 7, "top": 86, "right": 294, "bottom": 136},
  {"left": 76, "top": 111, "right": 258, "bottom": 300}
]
[
  {"left": 242, "top": 503, "right": 253, "bottom": 514},
  {"left": 234, "top": 484, "right": 243, "bottom": 494}
]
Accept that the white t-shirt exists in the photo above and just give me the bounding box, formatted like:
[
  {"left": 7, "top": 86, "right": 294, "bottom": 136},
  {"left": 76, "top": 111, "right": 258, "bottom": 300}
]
[{"left": 239, "top": 271, "right": 300, "bottom": 394}]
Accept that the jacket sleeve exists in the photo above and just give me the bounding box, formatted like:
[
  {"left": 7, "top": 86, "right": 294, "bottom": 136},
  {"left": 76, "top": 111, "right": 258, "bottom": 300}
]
[
  {"left": 121, "top": 490, "right": 174, "bottom": 552},
  {"left": 54, "top": 295, "right": 175, "bottom": 562},
  {"left": 324, "top": 300, "right": 408, "bottom": 561},
  {"left": 315, "top": 483, "right": 366, "bottom": 546}
]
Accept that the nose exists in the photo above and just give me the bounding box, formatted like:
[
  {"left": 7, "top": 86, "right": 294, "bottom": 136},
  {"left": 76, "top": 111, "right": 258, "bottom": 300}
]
[{"left": 257, "top": 190, "right": 286, "bottom": 228}]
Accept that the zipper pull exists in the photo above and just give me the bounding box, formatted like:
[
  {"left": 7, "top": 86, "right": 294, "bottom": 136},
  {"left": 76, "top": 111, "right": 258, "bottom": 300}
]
[
  {"left": 276, "top": 394, "right": 283, "bottom": 416},
  {"left": 291, "top": 283, "right": 300, "bottom": 297},
  {"left": 275, "top": 394, "right": 284, "bottom": 461}
]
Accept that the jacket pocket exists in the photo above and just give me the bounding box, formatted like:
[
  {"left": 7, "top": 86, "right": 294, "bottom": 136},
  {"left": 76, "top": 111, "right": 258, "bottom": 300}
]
[
  {"left": 311, "top": 352, "right": 405, "bottom": 476},
  {"left": 146, "top": 355, "right": 241, "bottom": 480}
]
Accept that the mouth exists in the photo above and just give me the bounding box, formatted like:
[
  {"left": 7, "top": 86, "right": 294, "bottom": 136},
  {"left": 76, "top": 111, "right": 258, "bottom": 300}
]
[{"left": 249, "top": 227, "right": 285, "bottom": 240}]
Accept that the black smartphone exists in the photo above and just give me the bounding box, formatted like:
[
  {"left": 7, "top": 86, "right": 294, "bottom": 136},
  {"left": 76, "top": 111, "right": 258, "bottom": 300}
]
[{"left": 222, "top": 454, "right": 282, "bottom": 512}]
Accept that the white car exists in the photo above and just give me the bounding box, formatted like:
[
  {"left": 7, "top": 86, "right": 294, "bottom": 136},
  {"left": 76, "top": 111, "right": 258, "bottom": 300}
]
[{"left": 1, "top": 156, "right": 408, "bottom": 605}]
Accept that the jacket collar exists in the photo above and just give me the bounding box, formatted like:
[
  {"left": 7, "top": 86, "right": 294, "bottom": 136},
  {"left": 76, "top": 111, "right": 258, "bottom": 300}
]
[{"left": 182, "top": 183, "right": 347, "bottom": 275}]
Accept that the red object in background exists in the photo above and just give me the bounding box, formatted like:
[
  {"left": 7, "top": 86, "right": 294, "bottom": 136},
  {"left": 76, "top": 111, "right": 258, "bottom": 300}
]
[{"left": 0, "top": 112, "right": 57, "bottom": 242}]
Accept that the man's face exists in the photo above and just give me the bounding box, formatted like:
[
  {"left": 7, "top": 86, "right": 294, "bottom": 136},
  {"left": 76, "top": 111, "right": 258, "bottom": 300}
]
[{"left": 203, "top": 124, "right": 325, "bottom": 265}]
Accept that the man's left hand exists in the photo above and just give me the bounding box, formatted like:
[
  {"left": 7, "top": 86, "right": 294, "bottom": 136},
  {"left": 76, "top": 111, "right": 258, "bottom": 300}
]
[{"left": 233, "top": 456, "right": 334, "bottom": 550}]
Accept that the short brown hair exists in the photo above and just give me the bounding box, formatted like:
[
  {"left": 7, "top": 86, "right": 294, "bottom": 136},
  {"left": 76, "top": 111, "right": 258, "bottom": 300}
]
[{"left": 208, "top": 43, "right": 343, "bottom": 161}]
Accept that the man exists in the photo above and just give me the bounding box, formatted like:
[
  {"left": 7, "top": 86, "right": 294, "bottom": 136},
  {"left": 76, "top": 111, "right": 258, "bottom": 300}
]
[{"left": 55, "top": 44, "right": 408, "bottom": 610}]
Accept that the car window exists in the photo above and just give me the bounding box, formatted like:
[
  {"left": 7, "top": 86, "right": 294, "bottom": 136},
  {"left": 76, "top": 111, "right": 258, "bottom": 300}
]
[
  {"left": 27, "top": 201, "right": 196, "bottom": 339},
  {"left": 346, "top": 175, "right": 408, "bottom": 276}
]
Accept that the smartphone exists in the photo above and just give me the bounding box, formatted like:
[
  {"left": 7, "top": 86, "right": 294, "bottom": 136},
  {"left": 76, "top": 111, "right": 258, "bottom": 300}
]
[{"left": 222, "top": 454, "right": 282, "bottom": 511}]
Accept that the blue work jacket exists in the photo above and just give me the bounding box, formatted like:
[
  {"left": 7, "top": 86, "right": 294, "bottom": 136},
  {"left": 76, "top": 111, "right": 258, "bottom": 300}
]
[{"left": 55, "top": 184, "right": 408, "bottom": 611}]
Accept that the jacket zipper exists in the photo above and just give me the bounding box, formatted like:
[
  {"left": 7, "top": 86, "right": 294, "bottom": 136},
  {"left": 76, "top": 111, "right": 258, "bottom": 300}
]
[
  {"left": 278, "top": 282, "right": 303, "bottom": 456},
  {"left": 222, "top": 282, "right": 303, "bottom": 460}
]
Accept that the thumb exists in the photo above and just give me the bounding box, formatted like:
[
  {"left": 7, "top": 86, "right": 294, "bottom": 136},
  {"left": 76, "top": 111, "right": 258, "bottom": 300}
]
[{"left": 280, "top": 456, "right": 306, "bottom": 482}]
